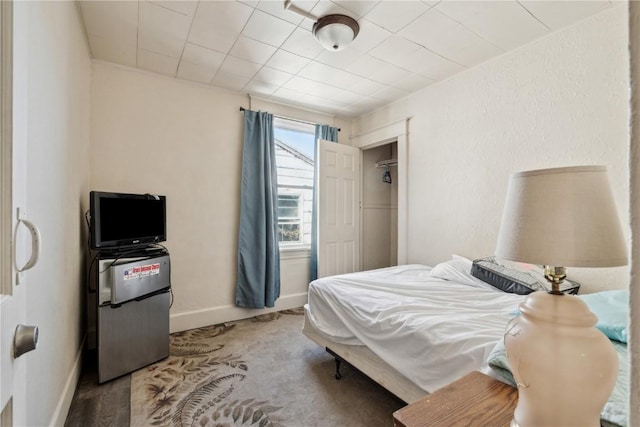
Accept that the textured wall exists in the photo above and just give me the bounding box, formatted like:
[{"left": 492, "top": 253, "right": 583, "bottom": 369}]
[{"left": 352, "top": 5, "right": 630, "bottom": 293}]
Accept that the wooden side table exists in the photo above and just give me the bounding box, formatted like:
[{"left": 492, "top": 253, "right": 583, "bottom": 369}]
[{"left": 393, "top": 371, "right": 518, "bottom": 427}]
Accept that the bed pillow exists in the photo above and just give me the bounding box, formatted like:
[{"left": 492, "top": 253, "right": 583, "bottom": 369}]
[
  {"left": 471, "top": 256, "right": 580, "bottom": 295},
  {"left": 579, "top": 290, "right": 628, "bottom": 343},
  {"left": 429, "top": 256, "right": 501, "bottom": 291}
]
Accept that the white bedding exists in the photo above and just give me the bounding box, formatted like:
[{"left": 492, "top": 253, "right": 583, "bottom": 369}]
[{"left": 305, "top": 261, "right": 527, "bottom": 393}]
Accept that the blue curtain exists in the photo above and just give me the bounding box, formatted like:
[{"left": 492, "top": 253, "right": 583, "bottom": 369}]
[
  {"left": 235, "top": 110, "right": 280, "bottom": 308},
  {"left": 310, "top": 124, "right": 339, "bottom": 282}
]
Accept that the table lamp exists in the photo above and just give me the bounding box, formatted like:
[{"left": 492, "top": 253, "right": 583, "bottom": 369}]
[{"left": 495, "top": 165, "right": 627, "bottom": 427}]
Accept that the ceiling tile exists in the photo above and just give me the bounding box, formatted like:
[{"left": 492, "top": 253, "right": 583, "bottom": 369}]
[
  {"left": 299, "top": 19, "right": 315, "bottom": 32},
  {"left": 390, "top": 72, "right": 433, "bottom": 93},
  {"left": 79, "top": 1, "right": 138, "bottom": 44},
  {"left": 349, "top": 96, "right": 383, "bottom": 112},
  {"left": 365, "top": 1, "right": 430, "bottom": 33},
  {"left": 176, "top": 61, "right": 216, "bottom": 84},
  {"left": 272, "top": 86, "right": 306, "bottom": 101},
  {"left": 270, "top": 89, "right": 338, "bottom": 114},
  {"left": 188, "top": 1, "right": 253, "bottom": 53},
  {"left": 138, "top": 1, "right": 191, "bottom": 58},
  {"left": 245, "top": 80, "right": 280, "bottom": 96},
  {"left": 369, "top": 35, "right": 421, "bottom": 63},
  {"left": 212, "top": 71, "right": 251, "bottom": 91},
  {"left": 257, "top": 0, "right": 315, "bottom": 25},
  {"left": 371, "top": 85, "right": 409, "bottom": 102},
  {"left": 181, "top": 43, "right": 226, "bottom": 69},
  {"left": 218, "top": 56, "right": 263, "bottom": 79},
  {"left": 346, "top": 77, "right": 387, "bottom": 97},
  {"left": 309, "top": 1, "right": 359, "bottom": 19},
  {"left": 147, "top": 1, "right": 197, "bottom": 17},
  {"left": 332, "top": 1, "right": 380, "bottom": 18},
  {"left": 346, "top": 19, "right": 392, "bottom": 53},
  {"left": 300, "top": 93, "right": 351, "bottom": 110},
  {"left": 88, "top": 34, "right": 137, "bottom": 67},
  {"left": 345, "top": 54, "right": 387, "bottom": 78},
  {"left": 239, "top": 0, "right": 260, "bottom": 8},
  {"left": 337, "top": 90, "right": 367, "bottom": 105},
  {"left": 284, "top": 76, "right": 343, "bottom": 99},
  {"left": 519, "top": 1, "right": 611, "bottom": 31},
  {"left": 252, "top": 66, "right": 294, "bottom": 86},
  {"left": 298, "top": 61, "right": 358, "bottom": 89},
  {"left": 265, "top": 49, "right": 311, "bottom": 74},
  {"left": 281, "top": 27, "right": 326, "bottom": 59},
  {"left": 394, "top": 46, "right": 464, "bottom": 80},
  {"left": 229, "top": 36, "right": 277, "bottom": 64},
  {"left": 368, "top": 63, "right": 416, "bottom": 87},
  {"left": 138, "top": 49, "right": 179, "bottom": 76},
  {"left": 435, "top": 1, "right": 550, "bottom": 51},
  {"left": 242, "top": 10, "right": 297, "bottom": 47},
  {"left": 314, "top": 46, "right": 364, "bottom": 70},
  {"left": 398, "top": 8, "right": 503, "bottom": 67}
]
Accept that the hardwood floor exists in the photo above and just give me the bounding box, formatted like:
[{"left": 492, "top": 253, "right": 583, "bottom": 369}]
[{"left": 64, "top": 350, "right": 131, "bottom": 427}]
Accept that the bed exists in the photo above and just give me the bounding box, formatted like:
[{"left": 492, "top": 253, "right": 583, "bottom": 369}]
[{"left": 302, "top": 257, "right": 628, "bottom": 427}]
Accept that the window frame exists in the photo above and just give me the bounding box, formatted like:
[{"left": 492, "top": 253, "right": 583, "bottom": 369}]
[
  {"left": 277, "top": 189, "right": 304, "bottom": 246},
  {"left": 273, "top": 117, "right": 316, "bottom": 252}
]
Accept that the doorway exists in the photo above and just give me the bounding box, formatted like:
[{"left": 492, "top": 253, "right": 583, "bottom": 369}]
[{"left": 361, "top": 142, "right": 398, "bottom": 271}]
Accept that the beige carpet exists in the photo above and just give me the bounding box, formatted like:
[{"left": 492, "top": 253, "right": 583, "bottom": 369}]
[{"left": 130, "top": 308, "right": 404, "bottom": 427}]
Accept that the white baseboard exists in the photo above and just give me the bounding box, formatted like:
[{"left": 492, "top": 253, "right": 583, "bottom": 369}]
[
  {"left": 50, "top": 335, "right": 85, "bottom": 427},
  {"left": 170, "top": 292, "right": 308, "bottom": 333}
]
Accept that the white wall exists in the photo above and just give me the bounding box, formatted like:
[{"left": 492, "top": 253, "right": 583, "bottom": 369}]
[
  {"left": 15, "top": 1, "right": 91, "bottom": 425},
  {"left": 90, "top": 62, "right": 352, "bottom": 333},
  {"left": 352, "top": 5, "right": 630, "bottom": 294}
]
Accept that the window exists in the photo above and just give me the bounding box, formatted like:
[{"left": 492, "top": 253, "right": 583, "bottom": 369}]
[
  {"left": 274, "top": 117, "right": 315, "bottom": 249},
  {"left": 277, "top": 193, "right": 302, "bottom": 243}
]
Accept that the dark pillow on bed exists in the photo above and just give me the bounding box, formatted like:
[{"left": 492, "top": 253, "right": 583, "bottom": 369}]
[{"left": 471, "top": 256, "right": 580, "bottom": 295}]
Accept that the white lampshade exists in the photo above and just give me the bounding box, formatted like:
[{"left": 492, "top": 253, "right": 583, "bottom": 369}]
[
  {"left": 312, "top": 14, "right": 359, "bottom": 51},
  {"left": 496, "top": 165, "right": 627, "bottom": 268}
]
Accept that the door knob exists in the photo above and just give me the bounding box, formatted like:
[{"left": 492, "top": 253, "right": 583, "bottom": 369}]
[{"left": 14, "top": 324, "right": 39, "bottom": 358}]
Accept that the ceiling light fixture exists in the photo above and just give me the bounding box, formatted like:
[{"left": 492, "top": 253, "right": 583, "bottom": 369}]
[
  {"left": 313, "top": 15, "right": 359, "bottom": 51},
  {"left": 284, "top": 0, "right": 360, "bottom": 52}
]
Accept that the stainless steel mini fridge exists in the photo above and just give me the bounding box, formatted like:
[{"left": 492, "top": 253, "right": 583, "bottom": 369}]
[{"left": 96, "top": 254, "right": 170, "bottom": 383}]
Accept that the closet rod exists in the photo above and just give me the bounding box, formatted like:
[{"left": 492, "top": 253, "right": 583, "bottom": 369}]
[{"left": 239, "top": 106, "right": 341, "bottom": 132}]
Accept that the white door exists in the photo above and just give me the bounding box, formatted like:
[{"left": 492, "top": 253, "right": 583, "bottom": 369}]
[
  {"left": 318, "top": 140, "right": 360, "bottom": 278},
  {"left": 1, "top": 1, "right": 35, "bottom": 424}
]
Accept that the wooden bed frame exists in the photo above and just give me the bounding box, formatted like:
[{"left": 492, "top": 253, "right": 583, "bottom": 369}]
[{"left": 302, "top": 312, "right": 427, "bottom": 404}]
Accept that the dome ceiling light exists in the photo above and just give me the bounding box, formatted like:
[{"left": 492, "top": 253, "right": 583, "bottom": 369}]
[{"left": 284, "top": 0, "right": 360, "bottom": 52}]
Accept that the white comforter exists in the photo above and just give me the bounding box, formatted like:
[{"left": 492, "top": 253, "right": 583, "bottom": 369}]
[{"left": 305, "top": 261, "right": 527, "bottom": 393}]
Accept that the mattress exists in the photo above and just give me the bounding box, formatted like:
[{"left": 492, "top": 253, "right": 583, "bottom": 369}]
[{"left": 305, "top": 261, "right": 527, "bottom": 393}]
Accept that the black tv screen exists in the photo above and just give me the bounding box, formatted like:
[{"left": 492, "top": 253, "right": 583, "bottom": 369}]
[{"left": 90, "top": 191, "right": 166, "bottom": 250}]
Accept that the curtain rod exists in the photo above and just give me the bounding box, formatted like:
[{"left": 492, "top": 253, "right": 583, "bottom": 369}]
[{"left": 239, "top": 107, "right": 341, "bottom": 132}]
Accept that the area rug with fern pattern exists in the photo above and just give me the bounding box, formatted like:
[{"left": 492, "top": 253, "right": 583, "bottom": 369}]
[{"left": 129, "top": 308, "right": 403, "bottom": 427}]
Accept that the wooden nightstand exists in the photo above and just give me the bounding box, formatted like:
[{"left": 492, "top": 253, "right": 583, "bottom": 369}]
[{"left": 392, "top": 371, "right": 518, "bottom": 427}]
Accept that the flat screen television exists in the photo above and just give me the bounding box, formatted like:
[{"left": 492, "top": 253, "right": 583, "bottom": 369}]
[{"left": 90, "top": 191, "right": 166, "bottom": 250}]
